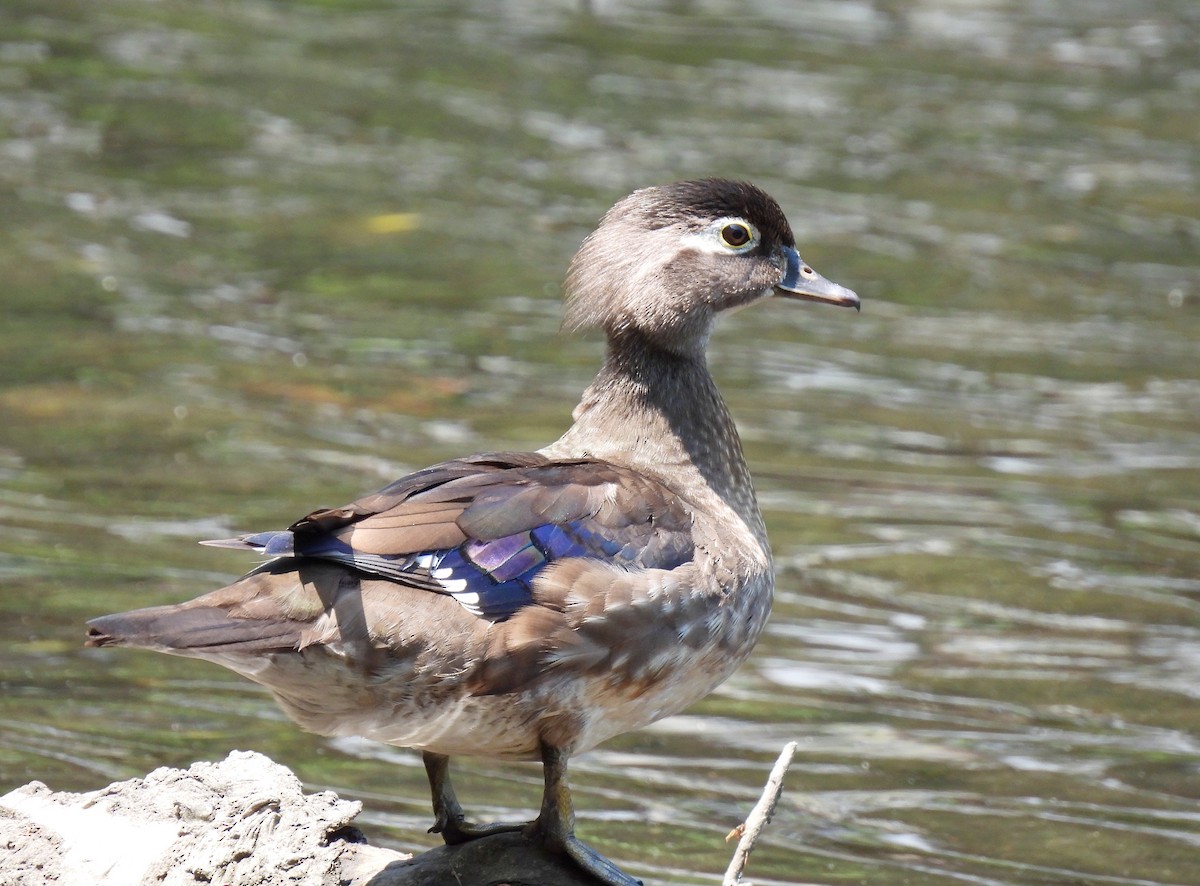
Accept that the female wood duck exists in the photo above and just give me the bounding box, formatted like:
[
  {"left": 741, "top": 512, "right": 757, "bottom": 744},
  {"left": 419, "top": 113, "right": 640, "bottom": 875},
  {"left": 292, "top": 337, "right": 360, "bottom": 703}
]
[{"left": 86, "top": 179, "right": 858, "bottom": 885}]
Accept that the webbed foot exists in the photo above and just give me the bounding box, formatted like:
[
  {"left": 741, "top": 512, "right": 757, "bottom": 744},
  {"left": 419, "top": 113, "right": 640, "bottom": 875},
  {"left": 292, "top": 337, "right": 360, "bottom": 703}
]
[
  {"left": 528, "top": 742, "right": 643, "bottom": 886},
  {"left": 423, "top": 750, "right": 527, "bottom": 845}
]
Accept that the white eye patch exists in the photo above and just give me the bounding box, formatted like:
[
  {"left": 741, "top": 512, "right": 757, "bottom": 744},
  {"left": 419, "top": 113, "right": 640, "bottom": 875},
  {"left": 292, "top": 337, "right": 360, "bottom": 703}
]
[{"left": 678, "top": 217, "right": 761, "bottom": 254}]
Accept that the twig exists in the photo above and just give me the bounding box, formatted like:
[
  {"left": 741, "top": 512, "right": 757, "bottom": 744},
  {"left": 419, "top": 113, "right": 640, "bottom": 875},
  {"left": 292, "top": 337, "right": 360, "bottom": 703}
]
[{"left": 722, "top": 741, "right": 797, "bottom": 886}]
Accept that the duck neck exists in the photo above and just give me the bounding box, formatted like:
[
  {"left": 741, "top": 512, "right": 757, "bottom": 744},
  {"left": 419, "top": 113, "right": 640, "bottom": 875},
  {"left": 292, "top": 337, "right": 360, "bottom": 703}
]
[{"left": 543, "top": 331, "right": 765, "bottom": 541}]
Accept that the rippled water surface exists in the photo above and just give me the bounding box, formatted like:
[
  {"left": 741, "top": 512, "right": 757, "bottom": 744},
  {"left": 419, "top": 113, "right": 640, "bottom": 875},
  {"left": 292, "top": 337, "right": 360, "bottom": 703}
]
[{"left": 2, "top": 2, "right": 1198, "bottom": 883}]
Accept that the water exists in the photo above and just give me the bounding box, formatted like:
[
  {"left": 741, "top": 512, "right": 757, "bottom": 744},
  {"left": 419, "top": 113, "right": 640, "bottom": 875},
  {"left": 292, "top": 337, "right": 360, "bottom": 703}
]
[{"left": 2, "top": 1, "right": 1198, "bottom": 883}]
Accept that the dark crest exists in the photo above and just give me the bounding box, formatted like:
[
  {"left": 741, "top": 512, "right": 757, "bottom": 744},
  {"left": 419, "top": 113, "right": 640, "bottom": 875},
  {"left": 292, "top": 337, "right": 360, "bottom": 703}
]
[{"left": 623, "top": 179, "right": 796, "bottom": 249}]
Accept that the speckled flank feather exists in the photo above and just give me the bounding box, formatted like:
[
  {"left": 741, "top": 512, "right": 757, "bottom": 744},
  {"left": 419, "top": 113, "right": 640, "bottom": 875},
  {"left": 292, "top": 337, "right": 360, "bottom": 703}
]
[{"left": 85, "top": 178, "right": 857, "bottom": 885}]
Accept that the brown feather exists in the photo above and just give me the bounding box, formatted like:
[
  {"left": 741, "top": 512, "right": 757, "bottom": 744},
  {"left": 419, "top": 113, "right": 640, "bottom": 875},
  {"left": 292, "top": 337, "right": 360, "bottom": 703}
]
[{"left": 342, "top": 522, "right": 468, "bottom": 555}]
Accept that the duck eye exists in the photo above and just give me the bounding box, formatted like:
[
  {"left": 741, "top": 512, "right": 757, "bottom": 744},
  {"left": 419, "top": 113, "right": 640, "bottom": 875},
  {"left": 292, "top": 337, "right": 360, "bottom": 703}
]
[{"left": 719, "top": 223, "right": 752, "bottom": 249}]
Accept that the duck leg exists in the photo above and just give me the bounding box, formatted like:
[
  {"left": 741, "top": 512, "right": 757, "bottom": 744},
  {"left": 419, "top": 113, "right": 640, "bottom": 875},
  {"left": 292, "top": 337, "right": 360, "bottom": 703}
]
[
  {"left": 529, "top": 742, "right": 643, "bottom": 886},
  {"left": 422, "top": 751, "right": 527, "bottom": 845}
]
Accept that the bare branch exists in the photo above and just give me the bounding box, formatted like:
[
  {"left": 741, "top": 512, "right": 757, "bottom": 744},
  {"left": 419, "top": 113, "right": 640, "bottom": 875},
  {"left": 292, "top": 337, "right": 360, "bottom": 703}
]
[{"left": 722, "top": 741, "right": 798, "bottom": 886}]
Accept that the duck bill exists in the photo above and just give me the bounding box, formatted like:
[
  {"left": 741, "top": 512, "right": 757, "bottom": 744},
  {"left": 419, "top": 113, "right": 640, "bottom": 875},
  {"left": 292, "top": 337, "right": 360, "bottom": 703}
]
[{"left": 775, "top": 246, "right": 860, "bottom": 310}]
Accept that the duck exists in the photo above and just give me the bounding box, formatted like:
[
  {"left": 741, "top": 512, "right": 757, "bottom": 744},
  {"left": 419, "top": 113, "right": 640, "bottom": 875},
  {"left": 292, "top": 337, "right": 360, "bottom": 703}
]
[{"left": 86, "top": 178, "right": 858, "bottom": 886}]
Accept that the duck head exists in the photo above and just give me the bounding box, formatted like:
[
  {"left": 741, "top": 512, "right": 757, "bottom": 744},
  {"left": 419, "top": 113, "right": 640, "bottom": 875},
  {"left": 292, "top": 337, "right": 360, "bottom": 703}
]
[{"left": 563, "top": 179, "right": 859, "bottom": 355}]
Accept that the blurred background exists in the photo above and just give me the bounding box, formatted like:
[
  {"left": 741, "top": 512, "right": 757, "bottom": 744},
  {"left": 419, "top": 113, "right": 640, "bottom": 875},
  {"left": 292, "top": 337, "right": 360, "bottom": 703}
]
[{"left": 2, "top": 1, "right": 1198, "bottom": 883}]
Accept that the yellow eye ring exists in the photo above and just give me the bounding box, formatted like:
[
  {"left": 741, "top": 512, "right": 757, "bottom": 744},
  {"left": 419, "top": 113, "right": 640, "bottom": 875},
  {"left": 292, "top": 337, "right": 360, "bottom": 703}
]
[{"left": 719, "top": 222, "right": 753, "bottom": 249}]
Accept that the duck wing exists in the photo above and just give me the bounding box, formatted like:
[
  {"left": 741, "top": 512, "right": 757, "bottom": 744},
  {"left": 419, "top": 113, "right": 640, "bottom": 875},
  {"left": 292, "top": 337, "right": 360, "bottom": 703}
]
[{"left": 202, "top": 452, "right": 695, "bottom": 621}]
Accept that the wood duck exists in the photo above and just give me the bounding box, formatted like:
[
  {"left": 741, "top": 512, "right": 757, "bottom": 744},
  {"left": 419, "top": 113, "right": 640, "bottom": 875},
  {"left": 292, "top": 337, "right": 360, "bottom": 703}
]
[{"left": 86, "top": 179, "right": 858, "bottom": 885}]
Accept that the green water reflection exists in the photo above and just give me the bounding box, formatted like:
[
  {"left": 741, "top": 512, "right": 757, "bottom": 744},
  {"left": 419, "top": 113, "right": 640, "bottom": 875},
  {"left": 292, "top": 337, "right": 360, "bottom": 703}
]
[{"left": 2, "top": 1, "right": 1198, "bottom": 883}]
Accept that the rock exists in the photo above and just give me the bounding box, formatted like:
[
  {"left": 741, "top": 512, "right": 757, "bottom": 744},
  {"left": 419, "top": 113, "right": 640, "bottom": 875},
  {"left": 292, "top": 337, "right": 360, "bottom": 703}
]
[
  {"left": 367, "top": 830, "right": 607, "bottom": 885},
  {"left": 0, "top": 750, "right": 406, "bottom": 886},
  {"left": 0, "top": 751, "right": 603, "bottom": 886}
]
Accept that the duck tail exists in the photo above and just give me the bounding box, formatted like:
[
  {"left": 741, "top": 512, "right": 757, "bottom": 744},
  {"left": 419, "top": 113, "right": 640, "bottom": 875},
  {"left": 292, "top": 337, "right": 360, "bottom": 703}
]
[{"left": 85, "top": 604, "right": 300, "bottom": 655}]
